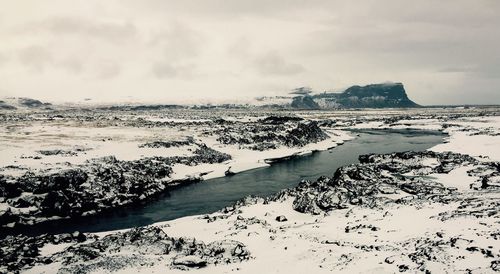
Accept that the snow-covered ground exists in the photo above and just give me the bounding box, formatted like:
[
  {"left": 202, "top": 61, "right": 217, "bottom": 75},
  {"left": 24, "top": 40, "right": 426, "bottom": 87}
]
[
  {"left": 0, "top": 113, "right": 351, "bottom": 180},
  {"left": 1, "top": 107, "right": 499, "bottom": 273},
  {"left": 346, "top": 114, "right": 500, "bottom": 161},
  {"left": 0, "top": 110, "right": 353, "bottom": 228}
]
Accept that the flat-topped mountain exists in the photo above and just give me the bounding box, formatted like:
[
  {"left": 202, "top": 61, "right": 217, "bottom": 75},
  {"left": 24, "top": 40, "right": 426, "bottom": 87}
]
[
  {"left": 0, "top": 83, "right": 420, "bottom": 111},
  {"left": 290, "top": 83, "right": 419, "bottom": 109}
]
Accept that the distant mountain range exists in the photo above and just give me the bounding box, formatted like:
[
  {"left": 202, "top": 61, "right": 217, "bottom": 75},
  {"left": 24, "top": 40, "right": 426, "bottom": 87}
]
[
  {"left": 0, "top": 98, "right": 52, "bottom": 110},
  {"left": 0, "top": 83, "right": 421, "bottom": 110}
]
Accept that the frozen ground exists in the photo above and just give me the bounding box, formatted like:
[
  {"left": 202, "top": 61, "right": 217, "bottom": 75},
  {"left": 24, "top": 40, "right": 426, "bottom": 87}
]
[
  {"left": 0, "top": 109, "right": 349, "bottom": 228},
  {"left": 0, "top": 106, "right": 499, "bottom": 273}
]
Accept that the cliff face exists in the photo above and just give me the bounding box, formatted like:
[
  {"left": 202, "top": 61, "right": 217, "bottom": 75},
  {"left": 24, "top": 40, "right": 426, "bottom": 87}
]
[
  {"left": 290, "top": 96, "right": 320, "bottom": 109},
  {"left": 335, "top": 83, "right": 419, "bottom": 108},
  {"left": 291, "top": 83, "right": 420, "bottom": 109}
]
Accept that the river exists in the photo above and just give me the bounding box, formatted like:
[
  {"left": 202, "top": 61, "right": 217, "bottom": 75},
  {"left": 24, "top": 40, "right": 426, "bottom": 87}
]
[{"left": 13, "top": 129, "right": 445, "bottom": 236}]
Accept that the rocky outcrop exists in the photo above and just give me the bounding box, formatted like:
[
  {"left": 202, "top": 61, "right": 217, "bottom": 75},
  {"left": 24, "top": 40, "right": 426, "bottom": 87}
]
[
  {"left": 269, "top": 151, "right": 494, "bottom": 215},
  {"left": 216, "top": 118, "right": 329, "bottom": 151},
  {"left": 291, "top": 96, "right": 320, "bottom": 109},
  {"left": 0, "top": 231, "right": 89, "bottom": 273},
  {"left": 0, "top": 226, "right": 250, "bottom": 273},
  {"left": 285, "top": 121, "right": 329, "bottom": 147},
  {"left": 0, "top": 143, "right": 231, "bottom": 229},
  {"left": 2, "top": 149, "right": 498, "bottom": 273},
  {"left": 138, "top": 137, "right": 195, "bottom": 148},
  {"left": 37, "top": 149, "right": 78, "bottom": 156},
  {"left": 261, "top": 116, "right": 303, "bottom": 124}
]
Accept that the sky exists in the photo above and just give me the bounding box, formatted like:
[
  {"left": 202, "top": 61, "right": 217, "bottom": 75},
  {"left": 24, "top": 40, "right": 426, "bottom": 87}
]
[{"left": 0, "top": 0, "right": 499, "bottom": 105}]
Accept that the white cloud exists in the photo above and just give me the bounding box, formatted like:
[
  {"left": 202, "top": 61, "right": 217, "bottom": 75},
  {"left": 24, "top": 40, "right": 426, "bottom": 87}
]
[
  {"left": 24, "top": 17, "right": 137, "bottom": 43},
  {"left": 18, "top": 46, "right": 53, "bottom": 72},
  {"left": 254, "top": 51, "right": 305, "bottom": 76},
  {"left": 0, "top": 0, "right": 498, "bottom": 104}
]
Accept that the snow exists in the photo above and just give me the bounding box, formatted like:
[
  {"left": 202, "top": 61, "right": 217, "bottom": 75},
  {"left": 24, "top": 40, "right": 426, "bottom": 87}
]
[
  {"left": 0, "top": 124, "right": 193, "bottom": 170},
  {"left": 345, "top": 114, "right": 500, "bottom": 161},
  {"left": 8, "top": 109, "right": 500, "bottom": 273},
  {"left": 350, "top": 121, "right": 384, "bottom": 129},
  {"left": 433, "top": 131, "right": 500, "bottom": 161},
  {"left": 429, "top": 165, "right": 477, "bottom": 191},
  {"left": 38, "top": 243, "right": 74, "bottom": 257},
  {"left": 0, "top": 116, "right": 353, "bottom": 184},
  {"left": 95, "top": 195, "right": 495, "bottom": 273},
  {"left": 432, "top": 116, "right": 500, "bottom": 161},
  {"left": 132, "top": 112, "right": 500, "bottom": 273},
  {"left": 171, "top": 129, "right": 354, "bottom": 181}
]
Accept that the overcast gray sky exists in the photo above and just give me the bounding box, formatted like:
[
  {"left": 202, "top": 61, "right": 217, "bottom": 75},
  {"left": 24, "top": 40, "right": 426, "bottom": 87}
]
[{"left": 0, "top": 0, "right": 499, "bottom": 105}]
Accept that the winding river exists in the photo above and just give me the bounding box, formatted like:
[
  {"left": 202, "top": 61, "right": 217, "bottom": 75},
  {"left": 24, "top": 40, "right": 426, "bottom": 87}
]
[{"left": 15, "top": 129, "right": 445, "bottom": 236}]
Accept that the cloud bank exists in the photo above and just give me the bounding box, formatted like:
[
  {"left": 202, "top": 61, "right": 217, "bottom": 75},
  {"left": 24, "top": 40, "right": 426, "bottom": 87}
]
[{"left": 0, "top": 0, "right": 499, "bottom": 104}]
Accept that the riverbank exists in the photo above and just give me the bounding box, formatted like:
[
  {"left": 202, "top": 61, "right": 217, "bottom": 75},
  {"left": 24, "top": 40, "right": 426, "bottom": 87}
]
[
  {"left": 0, "top": 113, "right": 352, "bottom": 230},
  {"left": 1, "top": 129, "right": 444, "bottom": 237},
  {"left": 1, "top": 108, "right": 499, "bottom": 273}
]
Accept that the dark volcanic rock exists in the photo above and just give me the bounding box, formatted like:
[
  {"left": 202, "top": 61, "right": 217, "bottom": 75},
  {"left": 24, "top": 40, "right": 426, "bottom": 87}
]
[
  {"left": 273, "top": 151, "right": 493, "bottom": 215},
  {"left": 139, "top": 137, "right": 195, "bottom": 148},
  {"left": 261, "top": 116, "right": 304, "bottom": 124},
  {"left": 0, "top": 231, "right": 91, "bottom": 272},
  {"left": 285, "top": 121, "right": 329, "bottom": 147},
  {"left": 0, "top": 177, "right": 22, "bottom": 198},
  {"left": 291, "top": 96, "right": 320, "bottom": 109},
  {"left": 216, "top": 118, "right": 329, "bottom": 150},
  {"left": 173, "top": 255, "right": 207, "bottom": 268},
  {"left": 0, "top": 226, "right": 250, "bottom": 273},
  {"left": 192, "top": 144, "right": 231, "bottom": 164},
  {"left": 37, "top": 149, "right": 78, "bottom": 156},
  {"left": 0, "top": 143, "right": 232, "bottom": 228},
  {"left": 275, "top": 215, "right": 288, "bottom": 222}
]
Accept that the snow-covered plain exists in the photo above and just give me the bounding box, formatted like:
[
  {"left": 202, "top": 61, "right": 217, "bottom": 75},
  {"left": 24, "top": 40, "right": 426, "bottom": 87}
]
[
  {"left": 0, "top": 109, "right": 353, "bottom": 227},
  {"left": 1, "top": 106, "right": 499, "bottom": 273}
]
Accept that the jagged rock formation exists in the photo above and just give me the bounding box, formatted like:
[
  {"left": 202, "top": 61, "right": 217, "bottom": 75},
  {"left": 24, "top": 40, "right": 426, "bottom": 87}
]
[
  {"left": 0, "top": 144, "right": 231, "bottom": 229},
  {"left": 0, "top": 113, "right": 334, "bottom": 230},
  {"left": 261, "top": 116, "right": 303, "bottom": 124},
  {"left": 266, "top": 151, "right": 496, "bottom": 215},
  {"left": 1, "top": 149, "right": 499, "bottom": 273},
  {"left": 216, "top": 119, "right": 329, "bottom": 151},
  {"left": 0, "top": 226, "right": 250, "bottom": 273},
  {"left": 139, "top": 137, "right": 195, "bottom": 148}
]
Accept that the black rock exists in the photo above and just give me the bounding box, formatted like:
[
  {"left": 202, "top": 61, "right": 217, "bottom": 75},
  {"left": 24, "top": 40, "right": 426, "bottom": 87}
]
[
  {"left": 261, "top": 116, "right": 304, "bottom": 124},
  {"left": 275, "top": 215, "right": 288, "bottom": 222},
  {"left": 173, "top": 255, "right": 207, "bottom": 268},
  {"left": 0, "top": 179, "right": 22, "bottom": 198}
]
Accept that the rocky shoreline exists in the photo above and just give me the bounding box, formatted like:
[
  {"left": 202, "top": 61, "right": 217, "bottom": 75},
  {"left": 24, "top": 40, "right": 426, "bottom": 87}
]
[
  {"left": 0, "top": 115, "right": 337, "bottom": 232},
  {"left": 2, "top": 148, "right": 499, "bottom": 273},
  {"left": 0, "top": 142, "right": 232, "bottom": 230},
  {"left": 1, "top": 108, "right": 499, "bottom": 273}
]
